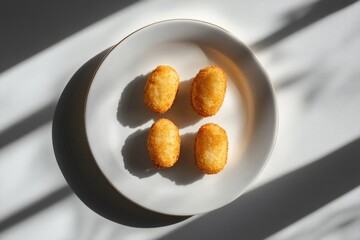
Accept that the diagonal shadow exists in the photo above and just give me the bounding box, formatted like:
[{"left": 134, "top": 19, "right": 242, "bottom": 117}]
[
  {"left": 0, "top": 102, "right": 56, "bottom": 149},
  {"left": 0, "top": 0, "right": 139, "bottom": 73},
  {"left": 159, "top": 137, "right": 360, "bottom": 240},
  {"left": 251, "top": 0, "right": 358, "bottom": 51},
  {"left": 0, "top": 185, "right": 73, "bottom": 233}
]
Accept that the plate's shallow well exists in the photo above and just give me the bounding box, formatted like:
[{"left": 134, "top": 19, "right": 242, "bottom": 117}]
[{"left": 85, "top": 19, "right": 277, "bottom": 216}]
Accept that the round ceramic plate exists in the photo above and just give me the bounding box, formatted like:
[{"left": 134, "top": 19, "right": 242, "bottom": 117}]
[{"left": 85, "top": 19, "right": 277, "bottom": 216}]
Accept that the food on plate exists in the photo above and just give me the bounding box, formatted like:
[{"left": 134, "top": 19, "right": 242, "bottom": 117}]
[
  {"left": 147, "top": 118, "right": 181, "bottom": 168},
  {"left": 194, "top": 123, "right": 228, "bottom": 174},
  {"left": 144, "top": 65, "right": 179, "bottom": 114},
  {"left": 191, "top": 65, "right": 227, "bottom": 117}
]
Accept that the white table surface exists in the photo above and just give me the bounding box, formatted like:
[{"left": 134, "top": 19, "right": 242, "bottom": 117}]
[{"left": 1, "top": 0, "right": 360, "bottom": 239}]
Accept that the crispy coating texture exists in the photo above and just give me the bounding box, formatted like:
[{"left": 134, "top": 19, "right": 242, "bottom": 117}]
[
  {"left": 144, "top": 66, "right": 179, "bottom": 114},
  {"left": 191, "top": 66, "right": 227, "bottom": 117},
  {"left": 147, "top": 118, "right": 180, "bottom": 168},
  {"left": 195, "top": 123, "right": 228, "bottom": 174}
]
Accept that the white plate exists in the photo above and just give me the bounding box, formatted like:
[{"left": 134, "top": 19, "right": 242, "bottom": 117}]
[{"left": 85, "top": 19, "right": 277, "bottom": 216}]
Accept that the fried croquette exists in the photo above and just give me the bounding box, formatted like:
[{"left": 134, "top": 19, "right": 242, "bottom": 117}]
[
  {"left": 191, "top": 66, "right": 227, "bottom": 117},
  {"left": 195, "top": 123, "right": 228, "bottom": 174},
  {"left": 147, "top": 118, "right": 180, "bottom": 168},
  {"left": 144, "top": 65, "right": 179, "bottom": 114}
]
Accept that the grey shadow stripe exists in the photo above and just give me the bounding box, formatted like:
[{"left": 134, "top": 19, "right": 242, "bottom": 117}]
[
  {"left": 250, "top": 0, "right": 357, "bottom": 51},
  {"left": 0, "top": 0, "right": 138, "bottom": 73},
  {"left": 0, "top": 102, "right": 56, "bottom": 149},
  {"left": 0, "top": 186, "right": 73, "bottom": 233}
]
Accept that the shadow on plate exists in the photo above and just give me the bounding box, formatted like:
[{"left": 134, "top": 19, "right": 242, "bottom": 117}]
[
  {"left": 122, "top": 130, "right": 204, "bottom": 185},
  {"left": 159, "top": 132, "right": 204, "bottom": 185},
  {"left": 117, "top": 75, "right": 201, "bottom": 130},
  {"left": 117, "top": 73, "right": 156, "bottom": 128},
  {"left": 122, "top": 128, "right": 157, "bottom": 179},
  {"left": 53, "top": 48, "right": 189, "bottom": 227},
  {"left": 118, "top": 75, "right": 203, "bottom": 185},
  {"left": 161, "top": 78, "right": 202, "bottom": 129}
]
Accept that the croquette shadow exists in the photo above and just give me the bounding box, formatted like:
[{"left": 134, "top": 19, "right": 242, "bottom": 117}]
[
  {"left": 162, "top": 78, "right": 202, "bottom": 129},
  {"left": 117, "top": 73, "right": 156, "bottom": 128},
  {"left": 121, "top": 128, "right": 157, "bottom": 179},
  {"left": 159, "top": 132, "right": 205, "bottom": 185},
  {"left": 119, "top": 75, "right": 203, "bottom": 184}
]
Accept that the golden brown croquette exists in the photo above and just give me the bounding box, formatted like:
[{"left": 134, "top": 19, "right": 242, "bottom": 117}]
[
  {"left": 147, "top": 118, "right": 181, "bottom": 168},
  {"left": 191, "top": 66, "right": 227, "bottom": 117},
  {"left": 144, "top": 66, "right": 179, "bottom": 114},
  {"left": 195, "top": 123, "right": 228, "bottom": 174}
]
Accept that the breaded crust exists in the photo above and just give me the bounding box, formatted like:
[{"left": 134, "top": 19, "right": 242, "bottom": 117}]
[
  {"left": 147, "top": 118, "right": 180, "bottom": 168},
  {"left": 191, "top": 66, "right": 227, "bottom": 117},
  {"left": 144, "top": 65, "right": 179, "bottom": 114},
  {"left": 195, "top": 123, "right": 228, "bottom": 174}
]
